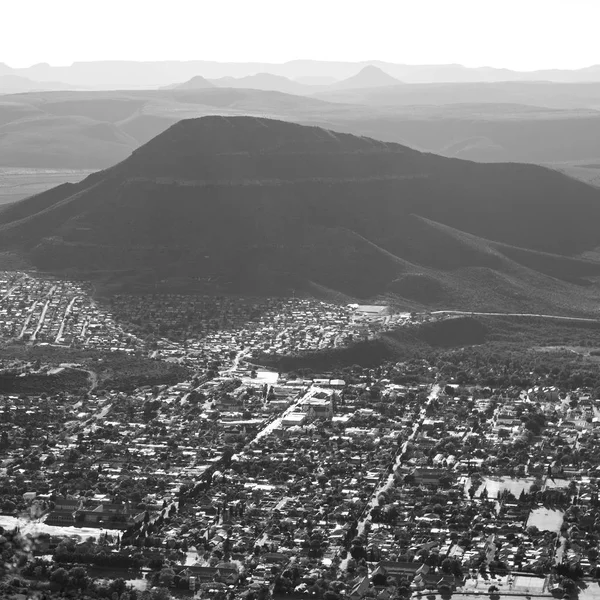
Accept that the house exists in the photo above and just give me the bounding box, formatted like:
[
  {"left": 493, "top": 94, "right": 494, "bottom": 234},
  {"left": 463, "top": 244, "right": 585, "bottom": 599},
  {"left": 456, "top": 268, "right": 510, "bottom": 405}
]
[
  {"left": 372, "top": 561, "right": 421, "bottom": 582},
  {"left": 413, "top": 468, "right": 448, "bottom": 487},
  {"left": 262, "top": 552, "right": 289, "bottom": 564},
  {"left": 282, "top": 413, "right": 307, "bottom": 428},
  {"left": 45, "top": 510, "right": 76, "bottom": 527},
  {"left": 75, "top": 503, "right": 136, "bottom": 529},
  {"left": 348, "top": 575, "right": 371, "bottom": 600},
  {"left": 54, "top": 496, "right": 81, "bottom": 511},
  {"left": 422, "top": 419, "right": 445, "bottom": 431},
  {"left": 184, "top": 565, "right": 239, "bottom": 585}
]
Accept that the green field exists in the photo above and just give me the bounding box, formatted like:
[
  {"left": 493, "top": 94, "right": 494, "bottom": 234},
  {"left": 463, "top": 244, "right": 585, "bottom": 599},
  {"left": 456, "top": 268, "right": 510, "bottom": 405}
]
[{"left": 0, "top": 168, "right": 93, "bottom": 205}]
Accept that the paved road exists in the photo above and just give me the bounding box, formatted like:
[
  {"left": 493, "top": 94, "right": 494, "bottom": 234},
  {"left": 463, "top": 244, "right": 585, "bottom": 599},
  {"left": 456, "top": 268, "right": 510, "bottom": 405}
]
[
  {"left": 431, "top": 310, "right": 600, "bottom": 323},
  {"left": 338, "top": 383, "right": 441, "bottom": 569},
  {"left": 249, "top": 395, "right": 304, "bottom": 446},
  {"left": 0, "top": 278, "right": 25, "bottom": 303},
  {"left": 55, "top": 296, "right": 77, "bottom": 343},
  {"left": 17, "top": 284, "right": 56, "bottom": 341},
  {"left": 18, "top": 301, "right": 39, "bottom": 340},
  {"left": 225, "top": 350, "right": 250, "bottom": 374},
  {"left": 31, "top": 292, "right": 55, "bottom": 341},
  {"left": 555, "top": 535, "right": 567, "bottom": 565}
]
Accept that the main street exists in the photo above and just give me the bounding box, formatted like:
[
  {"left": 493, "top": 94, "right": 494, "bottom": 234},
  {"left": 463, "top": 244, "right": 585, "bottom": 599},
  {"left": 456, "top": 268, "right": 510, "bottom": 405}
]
[{"left": 339, "top": 383, "right": 440, "bottom": 569}]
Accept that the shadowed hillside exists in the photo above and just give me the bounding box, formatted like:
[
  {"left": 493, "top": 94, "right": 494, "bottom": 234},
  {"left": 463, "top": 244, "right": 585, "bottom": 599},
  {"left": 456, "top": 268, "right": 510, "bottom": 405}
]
[
  {"left": 3, "top": 116, "right": 600, "bottom": 315},
  {"left": 255, "top": 316, "right": 488, "bottom": 371}
]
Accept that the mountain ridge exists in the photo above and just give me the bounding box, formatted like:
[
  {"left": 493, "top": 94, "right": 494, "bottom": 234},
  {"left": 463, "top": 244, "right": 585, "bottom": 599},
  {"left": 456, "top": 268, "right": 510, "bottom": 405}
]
[
  {"left": 164, "top": 75, "right": 215, "bottom": 90},
  {"left": 2, "top": 117, "right": 600, "bottom": 317},
  {"left": 328, "top": 65, "right": 402, "bottom": 90},
  {"left": 7, "top": 60, "right": 600, "bottom": 87}
]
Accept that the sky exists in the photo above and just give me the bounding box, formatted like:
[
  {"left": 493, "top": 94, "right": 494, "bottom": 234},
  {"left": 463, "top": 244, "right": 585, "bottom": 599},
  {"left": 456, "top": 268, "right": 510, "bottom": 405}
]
[{"left": 2, "top": 0, "right": 599, "bottom": 71}]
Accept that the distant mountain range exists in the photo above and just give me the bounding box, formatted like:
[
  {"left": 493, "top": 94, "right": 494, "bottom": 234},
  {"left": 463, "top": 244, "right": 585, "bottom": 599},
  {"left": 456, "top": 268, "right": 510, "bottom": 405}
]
[
  {"left": 313, "top": 81, "right": 600, "bottom": 109},
  {"left": 206, "top": 72, "right": 315, "bottom": 95},
  {"left": 3, "top": 116, "right": 600, "bottom": 315},
  {"left": 5, "top": 88, "right": 600, "bottom": 171},
  {"left": 5, "top": 60, "right": 600, "bottom": 88},
  {"left": 163, "top": 66, "right": 401, "bottom": 95},
  {"left": 0, "top": 74, "right": 78, "bottom": 94}
]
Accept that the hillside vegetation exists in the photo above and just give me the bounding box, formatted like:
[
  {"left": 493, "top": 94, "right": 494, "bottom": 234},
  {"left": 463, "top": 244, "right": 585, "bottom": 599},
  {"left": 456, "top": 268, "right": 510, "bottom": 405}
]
[
  {"left": 257, "top": 315, "right": 600, "bottom": 373},
  {"left": 0, "top": 343, "right": 192, "bottom": 393}
]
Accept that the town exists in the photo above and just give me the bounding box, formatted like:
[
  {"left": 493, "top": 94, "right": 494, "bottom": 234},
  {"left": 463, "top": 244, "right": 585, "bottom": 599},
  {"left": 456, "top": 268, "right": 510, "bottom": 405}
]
[
  {"left": 0, "top": 271, "right": 414, "bottom": 377},
  {"left": 0, "top": 271, "right": 599, "bottom": 600},
  {"left": 0, "top": 272, "right": 140, "bottom": 352},
  {"left": 1, "top": 349, "right": 599, "bottom": 598}
]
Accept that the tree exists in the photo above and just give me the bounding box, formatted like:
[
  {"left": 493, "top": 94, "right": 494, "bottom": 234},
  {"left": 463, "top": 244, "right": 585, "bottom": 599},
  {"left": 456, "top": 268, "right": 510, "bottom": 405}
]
[
  {"left": 159, "top": 568, "right": 176, "bottom": 587},
  {"left": 67, "top": 566, "right": 89, "bottom": 589},
  {"left": 403, "top": 473, "right": 416, "bottom": 486},
  {"left": 50, "top": 567, "right": 69, "bottom": 586},
  {"left": 108, "top": 578, "right": 128, "bottom": 597},
  {"left": 441, "top": 558, "right": 453, "bottom": 574}
]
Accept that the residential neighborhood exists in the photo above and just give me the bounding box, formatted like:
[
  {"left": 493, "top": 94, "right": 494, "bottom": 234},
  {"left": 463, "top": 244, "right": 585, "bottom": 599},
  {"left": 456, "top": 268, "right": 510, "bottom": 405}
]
[
  {"left": 2, "top": 347, "right": 600, "bottom": 599},
  {"left": 1, "top": 271, "right": 600, "bottom": 600},
  {"left": 0, "top": 272, "right": 140, "bottom": 351}
]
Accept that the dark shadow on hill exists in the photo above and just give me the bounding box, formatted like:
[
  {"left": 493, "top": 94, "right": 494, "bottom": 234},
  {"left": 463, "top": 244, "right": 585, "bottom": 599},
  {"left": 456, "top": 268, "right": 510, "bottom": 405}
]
[
  {"left": 414, "top": 316, "right": 488, "bottom": 346},
  {"left": 256, "top": 316, "right": 487, "bottom": 371}
]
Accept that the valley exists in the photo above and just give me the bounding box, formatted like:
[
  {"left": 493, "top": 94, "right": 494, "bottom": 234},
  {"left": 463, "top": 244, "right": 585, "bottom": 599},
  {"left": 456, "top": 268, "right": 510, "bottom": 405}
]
[
  {"left": 5, "top": 89, "right": 600, "bottom": 174},
  {"left": 0, "top": 168, "right": 93, "bottom": 205}
]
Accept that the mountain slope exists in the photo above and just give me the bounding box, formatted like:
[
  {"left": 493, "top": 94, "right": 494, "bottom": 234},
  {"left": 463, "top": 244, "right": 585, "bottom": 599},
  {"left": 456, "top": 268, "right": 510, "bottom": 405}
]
[
  {"left": 328, "top": 66, "right": 402, "bottom": 90},
  {"left": 0, "top": 115, "right": 138, "bottom": 168},
  {"left": 166, "top": 76, "right": 215, "bottom": 90},
  {"left": 3, "top": 116, "right": 600, "bottom": 313},
  {"left": 210, "top": 73, "right": 315, "bottom": 95},
  {"left": 0, "top": 89, "right": 343, "bottom": 168},
  {"left": 0, "top": 74, "right": 77, "bottom": 94}
]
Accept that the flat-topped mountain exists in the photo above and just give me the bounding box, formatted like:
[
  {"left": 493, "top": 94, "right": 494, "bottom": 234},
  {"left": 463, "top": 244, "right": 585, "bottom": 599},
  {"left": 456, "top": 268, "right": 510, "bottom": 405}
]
[
  {"left": 209, "top": 73, "right": 314, "bottom": 95},
  {"left": 3, "top": 116, "right": 600, "bottom": 314}
]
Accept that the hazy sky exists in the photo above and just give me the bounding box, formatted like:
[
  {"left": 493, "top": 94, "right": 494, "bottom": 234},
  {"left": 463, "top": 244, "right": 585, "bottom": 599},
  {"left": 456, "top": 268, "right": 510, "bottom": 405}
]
[{"left": 2, "top": 0, "right": 599, "bottom": 71}]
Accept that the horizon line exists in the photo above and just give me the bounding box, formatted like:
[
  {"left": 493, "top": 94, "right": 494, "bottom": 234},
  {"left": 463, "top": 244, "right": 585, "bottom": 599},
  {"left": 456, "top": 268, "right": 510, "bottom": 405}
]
[{"left": 2, "top": 59, "right": 600, "bottom": 73}]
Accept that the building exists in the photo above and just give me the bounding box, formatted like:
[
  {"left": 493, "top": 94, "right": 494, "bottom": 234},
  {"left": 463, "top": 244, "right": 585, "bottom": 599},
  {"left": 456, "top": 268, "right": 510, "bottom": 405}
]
[
  {"left": 298, "top": 387, "right": 337, "bottom": 421},
  {"left": 352, "top": 305, "right": 390, "bottom": 323},
  {"left": 282, "top": 412, "right": 307, "bottom": 428}
]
